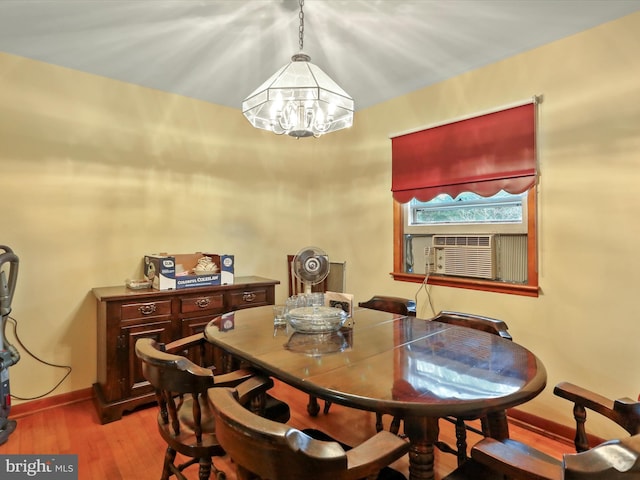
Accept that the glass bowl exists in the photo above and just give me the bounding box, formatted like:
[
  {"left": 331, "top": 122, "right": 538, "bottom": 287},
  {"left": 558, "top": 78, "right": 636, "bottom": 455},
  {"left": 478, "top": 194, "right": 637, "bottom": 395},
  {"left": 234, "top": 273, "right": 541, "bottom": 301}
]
[
  {"left": 286, "top": 306, "right": 347, "bottom": 333},
  {"left": 285, "top": 331, "right": 349, "bottom": 356}
]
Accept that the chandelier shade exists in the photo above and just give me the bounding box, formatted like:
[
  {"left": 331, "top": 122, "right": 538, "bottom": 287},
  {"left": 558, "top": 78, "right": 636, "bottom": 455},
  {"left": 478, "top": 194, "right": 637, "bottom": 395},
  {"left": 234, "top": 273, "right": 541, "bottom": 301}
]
[{"left": 242, "top": 53, "right": 354, "bottom": 138}]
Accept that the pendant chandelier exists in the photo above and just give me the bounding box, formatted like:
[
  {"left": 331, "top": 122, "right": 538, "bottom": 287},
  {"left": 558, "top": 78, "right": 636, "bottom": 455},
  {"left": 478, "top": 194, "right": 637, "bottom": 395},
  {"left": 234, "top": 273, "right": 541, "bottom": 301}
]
[{"left": 242, "top": 0, "right": 354, "bottom": 138}]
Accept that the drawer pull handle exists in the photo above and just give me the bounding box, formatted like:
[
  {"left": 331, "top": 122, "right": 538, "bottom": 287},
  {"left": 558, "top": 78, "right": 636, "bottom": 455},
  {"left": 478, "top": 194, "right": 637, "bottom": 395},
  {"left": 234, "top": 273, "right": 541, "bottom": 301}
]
[
  {"left": 242, "top": 292, "right": 257, "bottom": 302},
  {"left": 138, "top": 304, "right": 157, "bottom": 315},
  {"left": 195, "top": 298, "right": 211, "bottom": 308}
]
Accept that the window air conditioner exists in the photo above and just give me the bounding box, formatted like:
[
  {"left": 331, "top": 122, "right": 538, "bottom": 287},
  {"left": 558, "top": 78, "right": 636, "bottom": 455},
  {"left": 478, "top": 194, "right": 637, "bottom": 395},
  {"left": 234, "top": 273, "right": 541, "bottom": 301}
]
[{"left": 427, "top": 235, "right": 497, "bottom": 280}]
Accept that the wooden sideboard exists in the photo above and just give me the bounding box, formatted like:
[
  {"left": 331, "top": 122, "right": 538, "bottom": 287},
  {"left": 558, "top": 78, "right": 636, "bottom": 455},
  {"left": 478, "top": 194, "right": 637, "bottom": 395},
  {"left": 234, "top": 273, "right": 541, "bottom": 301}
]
[{"left": 92, "top": 276, "right": 279, "bottom": 423}]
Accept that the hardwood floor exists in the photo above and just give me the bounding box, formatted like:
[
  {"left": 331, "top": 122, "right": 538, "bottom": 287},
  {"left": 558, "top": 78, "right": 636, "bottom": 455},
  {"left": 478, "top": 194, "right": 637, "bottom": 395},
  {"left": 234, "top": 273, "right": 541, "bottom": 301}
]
[{"left": 0, "top": 380, "right": 573, "bottom": 479}]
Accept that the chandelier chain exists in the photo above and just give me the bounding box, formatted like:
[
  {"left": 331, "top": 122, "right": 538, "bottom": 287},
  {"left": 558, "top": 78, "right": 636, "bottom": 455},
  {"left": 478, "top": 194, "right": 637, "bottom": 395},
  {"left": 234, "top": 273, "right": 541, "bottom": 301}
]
[{"left": 298, "top": 0, "right": 305, "bottom": 51}]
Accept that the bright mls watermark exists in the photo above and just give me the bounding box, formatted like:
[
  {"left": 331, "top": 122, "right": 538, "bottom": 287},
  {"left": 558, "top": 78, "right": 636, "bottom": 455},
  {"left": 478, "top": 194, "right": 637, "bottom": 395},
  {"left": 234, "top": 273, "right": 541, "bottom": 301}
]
[{"left": 0, "top": 455, "right": 77, "bottom": 479}]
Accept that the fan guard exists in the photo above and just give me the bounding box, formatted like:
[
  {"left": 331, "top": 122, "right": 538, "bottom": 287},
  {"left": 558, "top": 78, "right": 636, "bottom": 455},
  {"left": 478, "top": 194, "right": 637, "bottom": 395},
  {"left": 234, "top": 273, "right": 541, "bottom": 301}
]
[{"left": 292, "top": 246, "right": 330, "bottom": 292}]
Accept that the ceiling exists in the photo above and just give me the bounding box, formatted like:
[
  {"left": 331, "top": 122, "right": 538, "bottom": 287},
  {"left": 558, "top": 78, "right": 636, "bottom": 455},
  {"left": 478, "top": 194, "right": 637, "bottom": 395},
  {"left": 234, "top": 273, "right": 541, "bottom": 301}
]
[{"left": 1, "top": 0, "right": 639, "bottom": 111}]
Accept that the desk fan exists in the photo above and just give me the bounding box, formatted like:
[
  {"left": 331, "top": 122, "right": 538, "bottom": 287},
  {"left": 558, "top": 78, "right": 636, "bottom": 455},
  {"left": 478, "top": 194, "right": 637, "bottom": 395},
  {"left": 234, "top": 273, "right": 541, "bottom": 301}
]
[{"left": 292, "top": 246, "right": 330, "bottom": 294}]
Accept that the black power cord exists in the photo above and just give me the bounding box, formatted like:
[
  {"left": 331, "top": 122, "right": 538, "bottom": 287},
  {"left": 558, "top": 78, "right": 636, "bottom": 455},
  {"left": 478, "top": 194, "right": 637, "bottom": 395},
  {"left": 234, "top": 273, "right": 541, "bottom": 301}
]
[{"left": 6, "top": 315, "right": 72, "bottom": 400}]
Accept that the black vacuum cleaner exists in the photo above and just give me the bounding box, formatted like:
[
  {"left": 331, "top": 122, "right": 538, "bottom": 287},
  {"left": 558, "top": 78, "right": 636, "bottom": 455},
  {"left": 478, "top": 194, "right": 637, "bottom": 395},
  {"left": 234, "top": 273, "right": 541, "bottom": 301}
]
[{"left": 0, "top": 245, "right": 20, "bottom": 445}]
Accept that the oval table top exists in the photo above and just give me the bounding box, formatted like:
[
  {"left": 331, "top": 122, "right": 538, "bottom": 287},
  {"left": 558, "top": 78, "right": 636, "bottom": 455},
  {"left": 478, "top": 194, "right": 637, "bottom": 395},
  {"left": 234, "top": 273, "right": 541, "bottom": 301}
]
[{"left": 204, "top": 305, "right": 547, "bottom": 419}]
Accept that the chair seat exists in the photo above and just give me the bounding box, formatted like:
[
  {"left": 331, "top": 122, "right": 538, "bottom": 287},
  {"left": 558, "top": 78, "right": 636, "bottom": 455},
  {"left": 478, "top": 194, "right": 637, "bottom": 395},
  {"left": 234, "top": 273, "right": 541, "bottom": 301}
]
[{"left": 264, "top": 394, "right": 291, "bottom": 424}]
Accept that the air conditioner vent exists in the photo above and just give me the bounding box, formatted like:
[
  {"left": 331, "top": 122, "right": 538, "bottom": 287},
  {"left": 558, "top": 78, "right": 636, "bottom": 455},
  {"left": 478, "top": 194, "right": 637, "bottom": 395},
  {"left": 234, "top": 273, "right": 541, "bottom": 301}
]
[
  {"left": 433, "top": 235, "right": 493, "bottom": 248},
  {"left": 431, "top": 234, "right": 497, "bottom": 279}
]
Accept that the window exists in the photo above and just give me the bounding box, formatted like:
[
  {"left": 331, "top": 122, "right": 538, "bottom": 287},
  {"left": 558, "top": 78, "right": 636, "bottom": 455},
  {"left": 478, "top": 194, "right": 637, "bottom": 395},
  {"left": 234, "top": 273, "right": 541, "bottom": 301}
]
[
  {"left": 390, "top": 100, "right": 539, "bottom": 297},
  {"left": 406, "top": 190, "right": 526, "bottom": 231}
]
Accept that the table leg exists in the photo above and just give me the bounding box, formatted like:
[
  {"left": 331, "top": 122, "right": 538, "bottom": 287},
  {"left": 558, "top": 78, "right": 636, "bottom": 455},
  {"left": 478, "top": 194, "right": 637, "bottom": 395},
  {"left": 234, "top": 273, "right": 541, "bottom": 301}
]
[
  {"left": 307, "top": 395, "right": 320, "bottom": 416},
  {"left": 403, "top": 416, "right": 439, "bottom": 480},
  {"left": 484, "top": 410, "right": 510, "bottom": 440}
]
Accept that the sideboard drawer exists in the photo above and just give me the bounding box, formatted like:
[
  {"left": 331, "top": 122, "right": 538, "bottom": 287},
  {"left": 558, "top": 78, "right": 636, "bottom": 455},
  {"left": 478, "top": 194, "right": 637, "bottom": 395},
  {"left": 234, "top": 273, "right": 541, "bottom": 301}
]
[
  {"left": 180, "top": 293, "right": 224, "bottom": 314},
  {"left": 121, "top": 300, "right": 172, "bottom": 320},
  {"left": 228, "top": 288, "right": 268, "bottom": 309}
]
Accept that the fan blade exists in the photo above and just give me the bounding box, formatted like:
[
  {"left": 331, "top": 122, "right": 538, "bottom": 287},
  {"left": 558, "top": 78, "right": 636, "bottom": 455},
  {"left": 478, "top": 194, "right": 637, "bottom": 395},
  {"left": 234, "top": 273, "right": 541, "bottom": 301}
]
[{"left": 293, "top": 248, "right": 330, "bottom": 284}]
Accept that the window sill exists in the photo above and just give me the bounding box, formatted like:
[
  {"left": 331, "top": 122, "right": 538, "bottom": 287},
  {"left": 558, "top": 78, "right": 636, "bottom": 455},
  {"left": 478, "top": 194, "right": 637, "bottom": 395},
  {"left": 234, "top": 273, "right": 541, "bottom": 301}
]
[{"left": 391, "top": 272, "right": 539, "bottom": 297}]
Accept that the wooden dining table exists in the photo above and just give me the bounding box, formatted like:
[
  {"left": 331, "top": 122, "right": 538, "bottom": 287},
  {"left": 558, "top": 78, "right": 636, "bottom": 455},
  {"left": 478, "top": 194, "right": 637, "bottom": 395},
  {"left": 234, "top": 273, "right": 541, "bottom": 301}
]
[{"left": 204, "top": 305, "right": 547, "bottom": 480}]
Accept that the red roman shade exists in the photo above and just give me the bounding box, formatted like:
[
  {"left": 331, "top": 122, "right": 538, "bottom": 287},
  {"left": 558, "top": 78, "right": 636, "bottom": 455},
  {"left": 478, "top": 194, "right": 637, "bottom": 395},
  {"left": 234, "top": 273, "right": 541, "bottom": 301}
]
[{"left": 391, "top": 103, "right": 537, "bottom": 203}]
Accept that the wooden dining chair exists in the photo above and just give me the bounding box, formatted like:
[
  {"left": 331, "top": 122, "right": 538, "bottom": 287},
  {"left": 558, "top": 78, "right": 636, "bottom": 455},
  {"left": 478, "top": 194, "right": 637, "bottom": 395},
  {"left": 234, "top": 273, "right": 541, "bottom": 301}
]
[
  {"left": 553, "top": 381, "right": 640, "bottom": 452},
  {"left": 443, "top": 380, "right": 640, "bottom": 479},
  {"left": 430, "top": 310, "right": 513, "bottom": 466},
  {"left": 358, "top": 295, "right": 416, "bottom": 317},
  {"left": 208, "top": 379, "right": 410, "bottom": 480},
  {"left": 442, "top": 433, "right": 640, "bottom": 480},
  {"left": 135, "top": 334, "right": 287, "bottom": 480},
  {"left": 432, "top": 310, "right": 511, "bottom": 340}
]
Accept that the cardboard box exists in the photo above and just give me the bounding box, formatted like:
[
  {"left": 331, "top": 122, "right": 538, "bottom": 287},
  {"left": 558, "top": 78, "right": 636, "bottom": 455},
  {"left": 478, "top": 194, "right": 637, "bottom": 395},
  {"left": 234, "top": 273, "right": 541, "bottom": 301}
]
[
  {"left": 324, "top": 291, "right": 354, "bottom": 317},
  {"left": 220, "top": 255, "right": 235, "bottom": 285},
  {"left": 143, "top": 253, "right": 234, "bottom": 290}
]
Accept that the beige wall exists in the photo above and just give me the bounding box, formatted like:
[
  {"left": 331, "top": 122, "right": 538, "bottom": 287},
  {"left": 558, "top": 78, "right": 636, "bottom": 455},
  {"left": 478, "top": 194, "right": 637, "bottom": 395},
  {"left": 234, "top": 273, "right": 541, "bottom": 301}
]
[
  {"left": 0, "top": 52, "right": 315, "bottom": 400},
  {"left": 1, "top": 12, "right": 639, "bottom": 439},
  {"left": 314, "top": 12, "right": 640, "bottom": 439}
]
